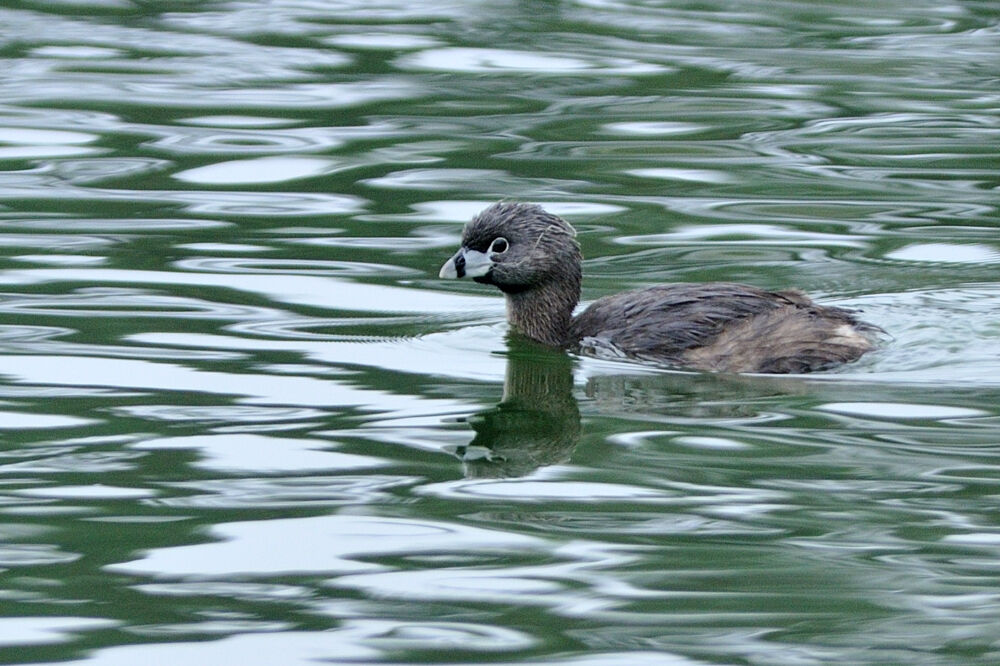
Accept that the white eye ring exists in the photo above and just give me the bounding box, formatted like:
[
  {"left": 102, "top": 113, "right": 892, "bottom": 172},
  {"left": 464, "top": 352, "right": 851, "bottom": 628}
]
[{"left": 489, "top": 237, "right": 509, "bottom": 255}]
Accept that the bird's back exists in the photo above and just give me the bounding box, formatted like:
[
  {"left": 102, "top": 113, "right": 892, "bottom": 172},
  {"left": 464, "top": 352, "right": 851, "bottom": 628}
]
[{"left": 568, "top": 283, "right": 877, "bottom": 373}]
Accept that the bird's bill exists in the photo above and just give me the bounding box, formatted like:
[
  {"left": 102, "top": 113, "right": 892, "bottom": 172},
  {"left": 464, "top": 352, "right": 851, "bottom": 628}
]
[{"left": 439, "top": 248, "right": 492, "bottom": 279}]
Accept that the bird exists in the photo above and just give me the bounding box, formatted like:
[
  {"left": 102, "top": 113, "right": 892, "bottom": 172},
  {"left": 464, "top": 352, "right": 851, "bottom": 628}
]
[{"left": 439, "top": 202, "right": 880, "bottom": 374}]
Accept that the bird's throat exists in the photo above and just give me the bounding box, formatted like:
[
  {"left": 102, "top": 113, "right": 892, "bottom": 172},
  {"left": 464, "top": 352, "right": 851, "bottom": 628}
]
[{"left": 505, "top": 280, "right": 579, "bottom": 347}]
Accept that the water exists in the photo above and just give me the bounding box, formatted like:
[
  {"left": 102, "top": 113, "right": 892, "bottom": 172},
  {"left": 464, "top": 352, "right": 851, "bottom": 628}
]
[{"left": 0, "top": 1, "right": 999, "bottom": 664}]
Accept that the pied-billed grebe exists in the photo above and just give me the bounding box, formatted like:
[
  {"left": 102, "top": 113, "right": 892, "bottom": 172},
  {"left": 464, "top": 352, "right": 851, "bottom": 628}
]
[{"left": 439, "top": 202, "right": 880, "bottom": 373}]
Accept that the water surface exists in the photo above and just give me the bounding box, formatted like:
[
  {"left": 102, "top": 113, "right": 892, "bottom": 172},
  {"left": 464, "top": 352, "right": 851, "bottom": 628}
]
[{"left": 1, "top": 1, "right": 1000, "bottom": 664}]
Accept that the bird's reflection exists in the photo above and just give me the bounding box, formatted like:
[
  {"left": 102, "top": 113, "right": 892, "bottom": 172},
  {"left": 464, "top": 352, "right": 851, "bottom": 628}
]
[
  {"left": 456, "top": 337, "right": 580, "bottom": 478},
  {"left": 452, "top": 336, "right": 828, "bottom": 478}
]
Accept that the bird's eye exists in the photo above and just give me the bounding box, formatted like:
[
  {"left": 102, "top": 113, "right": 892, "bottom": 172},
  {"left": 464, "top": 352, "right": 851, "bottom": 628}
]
[{"left": 489, "top": 237, "right": 509, "bottom": 254}]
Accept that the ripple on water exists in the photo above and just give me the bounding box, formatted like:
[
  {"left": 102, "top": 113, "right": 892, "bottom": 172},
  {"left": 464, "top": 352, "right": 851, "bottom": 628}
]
[
  {"left": 46, "top": 157, "right": 171, "bottom": 184},
  {"left": 661, "top": 198, "right": 993, "bottom": 230},
  {"left": 17, "top": 630, "right": 377, "bottom": 664},
  {"left": 601, "top": 121, "right": 708, "bottom": 136},
  {"left": 0, "top": 217, "right": 232, "bottom": 231},
  {"left": 146, "top": 129, "right": 344, "bottom": 156},
  {"left": 360, "top": 168, "right": 587, "bottom": 193},
  {"left": 173, "top": 257, "right": 420, "bottom": 278},
  {"left": 332, "top": 567, "right": 566, "bottom": 608},
  {"left": 0, "top": 450, "right": 143, "bottom": 475},
  {"left": 472, "top": 510, "right": 781, "bottom": 538},
  {"left": 177, "top": 115, "right": 300, "bottom": 128},
  {"left": 172, "top": 156, "right": 341, "bottom": 184},
  {"left": 290, "top": 234, "right": 459, "bottom": 252},
  {"left": 226, "top": 316, "right": 436, "bottom": 340},
  {"left": 0, "top": 617, "right": 117, "bottom": 647},
  {"left": 86, "top": 190, "right": 362, "bottom": 216},
  {"left": 110, "top": 82, "right": 417, "bottom": 111},
  {"left": 613, "top": 222, "right": 869, "bottom": 248},
  {"left": 0, "top": 128, "right": 98, "bottom": 145},
  {"left": 395, "top": 47, "right": 667, "bottom": 74},
  {"left": 0, "top": 267, "right": 495, "bottom": 314},
  {"left": 130, "top": 325, "right": 509, "bottom": 383},
  {"left": 133, "top": 582, "right": 312, "bottom": 602},
  {"left": 0, "top": 288, "right": 284, "bottom": 320},
  {"left": 741, "top": 112, "right": 1000, "bottom": 197},
  {"left": 29, "top": 46, "right": 123, "bottom": 59},
  {"left": 828, "top": 285, "right": 1000, "bottom": 385},
  {"left": 324, "top": 33, "right": 443, "bottom": 50},
  {"left": 131, "top": 434, "right": 385, "bottom": 474},
  {"left": 331, "top": 618, "right": 535, "bottom": 652},
  {"left": 883, "top": 243, "right": 1000, "bottom": 264},
  {"left": 0, "top": 411, "right": 96, "bottom": 430},
  {"left": 417, "top": 478, "right": 674, "bottom": 503},
  {"left": 1, "top": 174, "right": 366, "bottom": 217},
  {"left": 817, "top": 402, "right": 988, "bottom": 421},
  {"left": 125, "top": 620, "right": 292, "bottom": 638},
  {"left": 0, "top": 234, "right": 116, "bottom": 251},
  {"left": 151, "top": 475, "right": 417, "bottom": 510},
  {"left": 0, "top": 544, "right": 83, "bottom": 567},
  {"left": 107, "top": 514, "right": 543, "bottom": 577},
  {"left": 358, "top": 199, "right": 629, "bottom": 223},
  {"left": 114, "top": 405, "right": 328, "bottom": 423},
  {"left": 626, "top": 167, "right": 736, "bottom": 184},
  {"left": 0, "top": 354, "right": 476, "bottom": 411},
  {"left": 0, "top": 127, "right": 105, "bottom": 160},
  {"left": 0, "top": 323, "right": 249, "bottom": 363},
  {"left": 13, "top": 485, "right": 156, "bottom": 500}
]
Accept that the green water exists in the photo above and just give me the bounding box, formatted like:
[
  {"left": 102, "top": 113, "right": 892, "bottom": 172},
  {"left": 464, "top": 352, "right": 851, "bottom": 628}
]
[{"left": 1, "top": 1, "right": 1000, "bottom": 664}]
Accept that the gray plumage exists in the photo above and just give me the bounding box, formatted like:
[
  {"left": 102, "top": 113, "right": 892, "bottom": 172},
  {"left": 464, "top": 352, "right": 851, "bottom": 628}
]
[{"left": 440, "top": 203, "right": 880, "bottom": 374}]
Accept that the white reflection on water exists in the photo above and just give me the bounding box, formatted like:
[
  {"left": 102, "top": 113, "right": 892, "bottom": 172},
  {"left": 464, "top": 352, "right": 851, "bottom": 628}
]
[
  {"left": 172, "top": 156, "right": 337, "bottom": 184},
  {"left": 23, "top": 619, "right": 556, "bottom": 666},
  {"left": 114, "top": 404, "right": 327, "bottom": 423},
  {"left": 130, "top": 326, "right": 508, "bottom": 383},
  {"left": 14, "top": 485, "right": 156, "bottom": 500},
  {"left": 418, "top": 479, "right": 672, "bottom": 502},
  {"left": 0, "top": 411, "right": 96, "bottom": 429},
  {"left": 0, "top": 128, "right": 97, "bottom": 145},
  {"left": 363, "top": 199, "right": 628, "bottom": 222},
  {"left": 818, "top": 402, "right": 987, "bottom": 420},
  {"left": 602, "top": 121, "right": 706, "bottom": 136},
  {"left": 0, "top": 617, "right": 116, "bottom": 647},
  {"left": 12, "top": 255, "right": 107, "bottom": 266},
  {"left": 108, "top": 514, "right": 543, "bottom": 577},
  {"left": 0, "top": 176, "right": 367, "bottom": 216},
  {"left": 330, "top": 539, "right": 669, "bottom": 617},
  {"left": 0, "top": 288, "right": 282, "bottom": 320},
  {"left": 0, "top": 145, "right": 101, "bottom": 159},
  {"left": 29, "top": 46, "right": 122, "bottom": 59},
  {"left": 146, "top": 128, "right": 345, "bottom": 156},
  {"left": 615, "top": 223, "right": 868, "bottom": 247},
  {"left": 627, "top": 167, "right": 735, "bottom": 183},
  {"left": 177, "top": 115, "right": 300, "bottom": 128},
  {"left": 0, "top": 355, "right": 472, "bottom": 412},
  {"left": 397, "top": 47, "right": 667, "bottom": 74},
  {"left": 173, "top": 257, "right": 419, "bottom": 277},
  {"left": 885, "top": 243, "right": 1000, "bottom": 264},
  {"left": 27, "top": 631, "right": 376, "bottom": 666},
  {"left": 150, "top": 475, "right": 416, "bottom": 510},
  {"left": 175, "top": 243, "right": 270, "bottom": 253},
  {"left": 333, "top": 567, "right": 566, "bottom": 606},
  {"left": 0, "top": 235, "right": 114, "bottom": 251},
  {"left": 132, "top": 434, "right": 385, "bottom": 474},
  {"left": 0, "top": 267, "right": 497, "bottom": 313},
  {"left": 325, "top": 32, "right": 443, "bottom": 50},
  {"left": 0, "top": 218, "right": 231, "bottom": 231}
]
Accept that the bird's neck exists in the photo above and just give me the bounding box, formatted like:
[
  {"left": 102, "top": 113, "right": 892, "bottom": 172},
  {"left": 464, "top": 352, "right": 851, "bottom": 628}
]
[{"left": 505, "top": 277, "right": 580, "bottom": 347}]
